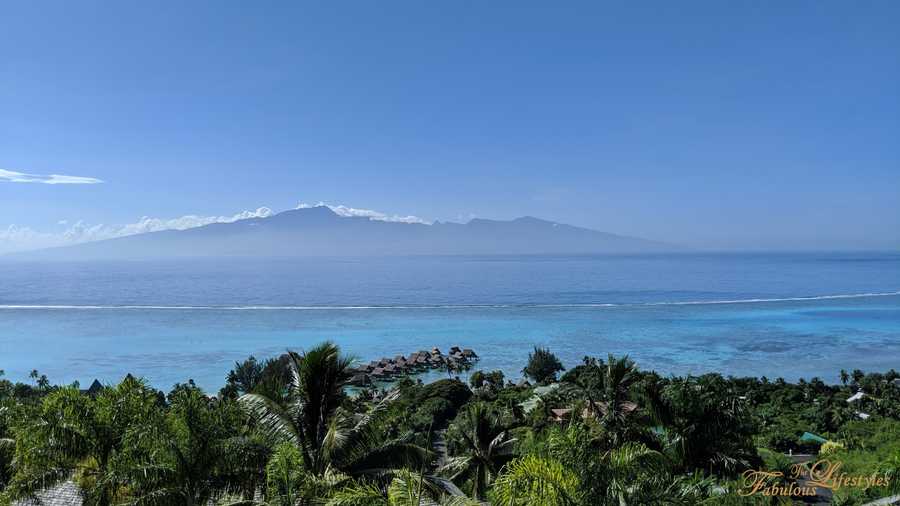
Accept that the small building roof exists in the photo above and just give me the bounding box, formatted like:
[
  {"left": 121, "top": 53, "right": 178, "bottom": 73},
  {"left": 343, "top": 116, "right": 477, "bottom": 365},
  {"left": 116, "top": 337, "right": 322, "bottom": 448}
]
[
  {"left": 799, "top": 432, "right": 828, "bottom": 444},
  {"left": 80, "top": 379, "right": 104, "bottom": 396},
  {"left": 847, "top": 391, "right": 866, "bottom": 403},
  {"left": 13, "top": 480, "right": 82, "bottom": 506}
]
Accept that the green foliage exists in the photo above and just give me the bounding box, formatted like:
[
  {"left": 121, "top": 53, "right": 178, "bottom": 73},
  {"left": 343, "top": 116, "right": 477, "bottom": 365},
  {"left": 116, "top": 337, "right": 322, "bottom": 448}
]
[
  {"left": 418, "top": 379, "right": 473, "bottom": 409},
  {"left": 0, "top": 403, "right": 15, "bottom": 491},
  {"left": 443, "top": 402, "right": 516, "bottom": 499},
  {"left": 532, "top": 423, "right": 685, "bottom": 505},
  {"left": 644, "top": 373, "right": 761, "bottom": 477},
  {"left": 5, "top": 376, "right": 160, "bottom": 506},
  {"left": 818, "top": 419, "right": 900, "bottom": 504},
  {"left": 470, "top": 370, "right": 505, "bottom": 390},
  {"left": 522, "top": 347, "right": 565, "bottom": 385},
  {"left": 121, "top": 383, "right": 249, "bottom": 505},
  {"left": 239, "top": 341, "right": 428, "bottom": 491},
  {"left": 220, "top": 356, "right": 265, "bottom": 400},
  {"left": 819, "top": 440, "right": 845, "bottom": 455},
  {"left": 563, "top": 354, "right": 643, "bottom": 444},
  {"left": 492, "top": 455, "right": 581, "bottom": 506},
  {"left": 5, "top": 344, "right": 900, "bottom": 505}
]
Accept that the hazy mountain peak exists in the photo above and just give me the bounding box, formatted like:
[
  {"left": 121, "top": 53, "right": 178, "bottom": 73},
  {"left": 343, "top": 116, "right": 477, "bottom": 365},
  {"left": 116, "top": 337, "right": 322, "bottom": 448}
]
[{"left": 16, "top": 207, "right": 675, "bottom": 260}]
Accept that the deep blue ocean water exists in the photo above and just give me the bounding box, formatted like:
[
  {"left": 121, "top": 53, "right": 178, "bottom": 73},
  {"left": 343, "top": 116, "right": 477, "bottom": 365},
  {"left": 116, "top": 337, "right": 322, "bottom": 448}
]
[{"left": 1, "top": 252, "right": 899, "bottom": 390}]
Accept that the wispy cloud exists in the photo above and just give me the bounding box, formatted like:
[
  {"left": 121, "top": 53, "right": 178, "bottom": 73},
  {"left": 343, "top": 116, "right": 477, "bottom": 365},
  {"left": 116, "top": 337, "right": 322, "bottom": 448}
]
[
  {"left": 0, "top": 207, "right": 273, "bottom": 254},
  {"left": 0, "top": 168, "right": 104, "bottom": 185},
  {"left": 297, "top": 202, "right": 430, "bottom": 224},
  {"left": 1, "top": 202, "right": 431, "bottom": 254}
]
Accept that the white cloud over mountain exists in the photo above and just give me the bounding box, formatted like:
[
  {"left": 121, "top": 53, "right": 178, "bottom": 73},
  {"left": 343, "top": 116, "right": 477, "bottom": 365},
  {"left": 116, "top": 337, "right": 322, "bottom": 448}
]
[
  {"left": 0, "top": 207, "right": 273, "bottom": 254},
  {"left": 0, "top": 203, "right": 430, "bottom": 254},
  {"left": 297, "top": 202, "right": 430, "bottom": 224},
  {"left": 0, "top": 168, "right": 104, "bottom": 185}
]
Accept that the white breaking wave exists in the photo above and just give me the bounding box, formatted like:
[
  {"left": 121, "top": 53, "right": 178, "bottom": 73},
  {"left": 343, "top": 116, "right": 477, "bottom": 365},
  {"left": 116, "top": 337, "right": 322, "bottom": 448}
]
[{"left": 0, "top": 291, "right": 898, "bottom": 311}]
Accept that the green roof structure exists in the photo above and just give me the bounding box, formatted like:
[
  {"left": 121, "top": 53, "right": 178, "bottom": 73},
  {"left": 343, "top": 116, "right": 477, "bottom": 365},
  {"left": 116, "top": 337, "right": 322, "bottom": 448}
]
[{"left": 799, "top": 431, "right": 828, "bottom": 444}]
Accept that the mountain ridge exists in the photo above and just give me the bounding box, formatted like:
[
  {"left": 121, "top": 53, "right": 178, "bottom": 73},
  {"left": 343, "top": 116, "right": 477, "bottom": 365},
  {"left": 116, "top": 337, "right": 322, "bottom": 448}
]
[{"left": 13, "top": 206, "right": 678, "bottom": 260}]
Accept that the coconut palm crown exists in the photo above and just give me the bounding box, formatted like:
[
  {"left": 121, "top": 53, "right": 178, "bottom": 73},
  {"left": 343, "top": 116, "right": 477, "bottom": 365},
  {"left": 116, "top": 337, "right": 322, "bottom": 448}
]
[{"left": 239, "top": 342, "right": 427, "bottom": 481}]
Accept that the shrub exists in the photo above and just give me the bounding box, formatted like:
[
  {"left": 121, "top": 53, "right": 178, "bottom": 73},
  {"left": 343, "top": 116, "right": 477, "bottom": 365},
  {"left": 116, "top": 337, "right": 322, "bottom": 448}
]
[
  {"left": 820, "top": 440, "right": 845, "bottom": 455},
  {"left": 522, "top": 347, "right": 565, "bottom": 384},
  {"left": 417, "top": 378, "right": 472, "bottom": 408}
]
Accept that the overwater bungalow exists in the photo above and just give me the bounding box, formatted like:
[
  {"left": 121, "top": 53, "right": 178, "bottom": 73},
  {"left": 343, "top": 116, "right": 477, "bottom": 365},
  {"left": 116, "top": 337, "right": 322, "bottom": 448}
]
[
  {"left": 352, "top": 345, "right": 480, "bottom": 384},
  {"left": 349, "top": 373, "right": 372, "bottom": 387}
]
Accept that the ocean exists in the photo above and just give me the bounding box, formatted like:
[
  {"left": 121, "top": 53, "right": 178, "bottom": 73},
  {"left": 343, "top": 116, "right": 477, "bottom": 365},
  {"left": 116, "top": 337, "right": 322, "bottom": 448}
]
[{"left": 1, "top": 252, "right": 899, "bottom": 391}]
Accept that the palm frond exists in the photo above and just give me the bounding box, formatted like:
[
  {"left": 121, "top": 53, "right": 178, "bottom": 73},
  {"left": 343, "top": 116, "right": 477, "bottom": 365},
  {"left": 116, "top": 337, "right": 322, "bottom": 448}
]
[
  {"left": 324, "top": 481, "right": 386, "bottom": 506},
  {"left": 239, "top": 393, "right": 302, "bottom": 447},
  {"left": 492, "top": 455, "right": 581, "bottom": 506}
]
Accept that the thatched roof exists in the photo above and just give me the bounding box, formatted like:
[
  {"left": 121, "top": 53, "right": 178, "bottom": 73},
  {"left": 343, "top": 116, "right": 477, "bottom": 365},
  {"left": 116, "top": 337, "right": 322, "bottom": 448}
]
[
  {"left": 550, "top": 408, "right": 573, "bottom": 420},
  {"left": 13, "top": 481, "right": 82, "bottom": 506}
]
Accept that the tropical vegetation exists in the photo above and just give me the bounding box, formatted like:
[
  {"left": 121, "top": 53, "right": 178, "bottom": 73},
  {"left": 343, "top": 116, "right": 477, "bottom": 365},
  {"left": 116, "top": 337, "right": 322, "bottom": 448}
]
[{"left": 2, "top": 345, "right": 900, "bottom": 505}]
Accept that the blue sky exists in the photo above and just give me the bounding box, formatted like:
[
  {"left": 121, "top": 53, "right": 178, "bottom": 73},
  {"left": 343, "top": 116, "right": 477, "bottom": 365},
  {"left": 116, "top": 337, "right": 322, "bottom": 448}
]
[{"left": 2, "top": 1, "right": 899, "bottom": 251}]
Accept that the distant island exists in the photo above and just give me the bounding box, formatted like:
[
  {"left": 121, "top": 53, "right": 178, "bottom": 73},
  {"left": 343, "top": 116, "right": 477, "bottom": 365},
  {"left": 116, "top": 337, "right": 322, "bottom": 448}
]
[{"left": 16, "top": 205, "right": 675, "bottom": 260}]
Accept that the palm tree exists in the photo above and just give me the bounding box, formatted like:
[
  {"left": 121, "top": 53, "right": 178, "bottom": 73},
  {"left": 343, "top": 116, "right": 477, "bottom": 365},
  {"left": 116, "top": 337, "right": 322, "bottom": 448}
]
[
  {"left": 441, "top": 402, "right": 516, "bottom": 500},
  {"left": 491, "top": 455, "right": 581, "bottom": 506},
  {"left": 568, "top": 355, "right": 641, "bottom": 444},
  {"left": 5, "top": 377, "right": 159, "bottom": 506},
  {"left": 0, "top": 406, "right": 14, "bottom": 490},
  {"left": 543, "top": 422, "right": 676, "bottom": 505},
  {"left": 220, "top": 356, "right": 266, "bottom": 399},
  {"left": 324, "top": 470, "right": 480, "bottom": 506},
  {"left": 122, "top": 385, "right": 245, "bottom": 506},
  {"left": 325, "top": 470, "right": 482, "bottom": 506},
  {"left": 641, "top": 375, "right": 759, "bottom": 477},
  {"left": 239, "top": 342, "right": 427, "bottom": 489},
  {"left": 443, "top": 360, "right": 471, "bottom": 379},
  {"left": 0, "top": 406, "right": 12, "bottom": 448}
]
